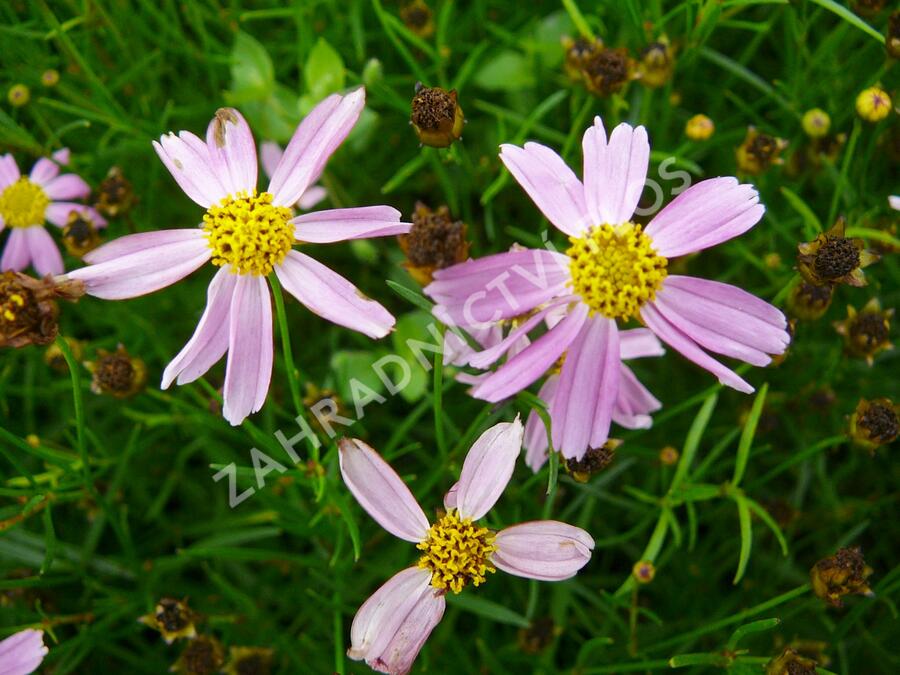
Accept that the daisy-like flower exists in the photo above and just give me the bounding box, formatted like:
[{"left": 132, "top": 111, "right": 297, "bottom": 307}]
[
  {"left": 0, "top": 148, "right": 106, "bottom": 276},
  {"left": 0, "top": 629, "right": 48, "bottom": 675},
  {"left": 340, "top": 418, "right": 593, "bottom": 674},
  {"left": 425, "top": 117, "right": 789, "bottom": 460},
  {"left": 65, "top": 89, "right": 411, "bottom": 425}
]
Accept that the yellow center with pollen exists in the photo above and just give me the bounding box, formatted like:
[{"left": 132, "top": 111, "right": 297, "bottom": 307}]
[
  {"left": 0, "top": 178, "right": 50, "bottom": 228},
  {"left": 416, "top": 509, "right": 496, "bottom": 594},
  {"left": 567, "top": 222, "right": 668, "bottom": 320},
  {"left": 202, "top": 191, "right": 294, "bottom": 276}
]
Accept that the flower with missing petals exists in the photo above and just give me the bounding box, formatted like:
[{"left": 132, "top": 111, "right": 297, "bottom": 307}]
[
  {"left": 340, "top": 419, "right": 593, "bottom": 674},
  {"left": 171, "top": 635, "right": 224, "bottom": 675},
  {"left": 410, "top": 84, "right": 465, "bottom": 148},
  {"left": 833, "top": 298, "right": 893, "bottom": 364},
  {"left": 765, "top": 647, "right": 817, "bottom": 675},
  {"left": 65, "top": 90, "right": 410, "bottom": 425},
  {"left": 736, "top": 127, "right": 788, "bottom": 174},
  {"left": 398, "top": 201, "right": 469, "bottom": 285},
  {"left": 86, "top": 344, "right": 146, "bottom": 398},
  {"left": 0, "top": 148, "right": 106, "bottom": 276},
  {"left": 810, "top": 546, "right": 874, "bottom": 607},
  {"left": 849, "top": 398, "right": 898, "bottom": 452},
  {"left": 0, "top": 270, "right": 84, "bottom": 348},
  {"left": 138, "top": 597, "right": 197, "bottom": 644},
  {"left": 0, "top": 629, "right": 48, "bottom": 675},
  {"left": 796, "top": 217, "right": 879, "bottom": 287},
  {"left": 788, "top": 280, "right": 834, "bottom": 320},
  {"left": 426, "top": 117, "right": 789, "bottom": 460}
]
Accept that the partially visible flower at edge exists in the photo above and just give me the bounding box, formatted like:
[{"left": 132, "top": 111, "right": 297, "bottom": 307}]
[
  {"left": 0, "top": 148, "right": 107, "bottom": 276},
  {"left": 0, "top": 628, "right": 48, "bottom": 675},
  {"left": 64, "top": 89, "right": 411, "bottom": 425},
  {"left": 340, "top": 419, "right": 593, "bottom": 674}
]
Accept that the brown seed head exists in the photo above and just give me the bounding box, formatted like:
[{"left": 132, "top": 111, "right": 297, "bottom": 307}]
[
  {"left": 411, "top": 84, "right": 464, "bottom": 148},
  {"left": 810, "top": 546, "right": 874, "bottom": 607}
]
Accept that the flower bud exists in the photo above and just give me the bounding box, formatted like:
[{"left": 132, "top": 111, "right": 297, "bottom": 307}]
[
  {"left": 62, "top": 211, "right": 103, "bottom": 257},
  {"left": 685, "top": 114, "right": 714, "bottom": 141},
  {"left": 400, "top": 0, "right": 434, "bottom": 39},
  {"left": 801, "top": 108, "right": 831, "bottom": 138},
  {"left": 855, "top": 87, "right": 892, "bottom": 123},
  {"left": 7, "top": 84, "right": 29, "bottom": 107},
  {"left": 223, "top": 646, "right": 273, "bottom": 675},
  {"left": 632, "top": 560, "right": 656, "bottom": 584},
  {"left": 95, "top": 166, "right": 136, "bottom": 218},
  {"left": 638, "top": 37, "right": 675, "bottom": 89}
]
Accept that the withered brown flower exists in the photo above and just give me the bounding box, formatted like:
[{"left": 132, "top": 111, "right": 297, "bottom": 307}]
[
  {"left": 1, "top": 271, "right": 84, "bottom": 348},
  {"left": 810, "top": 546, "right": 874, "bottom": 607},
  {"left": 398, "top": 201, "right": 469, "bottom": 285},
  {"left": 411, "top": 83, "right": 464, "bottom": 148}
]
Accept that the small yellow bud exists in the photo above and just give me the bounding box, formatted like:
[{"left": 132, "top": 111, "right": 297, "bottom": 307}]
[
  {"left": 855, "top": 87, "right": 892, "bottom": 122},
  {"left": 658, "top": 446, "right": 679, "bottom": 466},
  {"left": 41, "top": 69, "right": 60, "bottom": 87},
  {"left": 801, "top": 108, "right": 831, "bottom": 138},
  {"left": 632, "top": 560, "right": 656, "bottom": 584},
  {"left": 7, "top": 84, "right": 29, "bottom": 107},
  {"left": 685, "top": 114, "right": 714, "bottom": 141}
]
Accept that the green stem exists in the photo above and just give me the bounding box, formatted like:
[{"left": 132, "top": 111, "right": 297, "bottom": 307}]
[
  {"left": 268, "top": 273, "right": 304, "bottom": 417},
  {"left": 56, "top": 336, "right": 90, "bottom": 487}
]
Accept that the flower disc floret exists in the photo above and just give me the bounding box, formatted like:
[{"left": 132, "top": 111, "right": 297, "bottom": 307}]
[
  {"left": 0, "top": 178, "right": 50, "bottom": 228},
  {"left": 202, "top": 190, "right": 294, "bottom": 276},
  {"left": 567, "top": 222, "right": 667, "bottom": 320},
  {"left": 417, "top": 509, "right": 496, "bottom": 593}
]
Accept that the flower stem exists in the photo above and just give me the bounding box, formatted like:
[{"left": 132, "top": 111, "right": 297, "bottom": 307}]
[
  {"left": 268, "top": 273, "right": 304, "bottom": 417},
  {"left": 56, "top": 335, "right": 90, "bottom": 486}
]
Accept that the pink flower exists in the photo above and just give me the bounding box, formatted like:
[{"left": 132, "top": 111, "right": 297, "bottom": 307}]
[
  {"left": 0, "top": 629, "right": 48, "bottom": 675},
  {"left": 260, "top": 141, "right": 327, "bottom": 210},
  {"left": 340, "top": 418, "right": 594, "bottom": 674},
  {"left": 425, "top": 117, "right": 789, "bottom": 460},
  {"left": 889, "top": 195, "right": 899, "bottom": 211},
  {"left": 0, "top": 148, "right": 106, "bottom": 276},
  {"left": 66, "top": 89, "right": 410, "bottom": 425}
]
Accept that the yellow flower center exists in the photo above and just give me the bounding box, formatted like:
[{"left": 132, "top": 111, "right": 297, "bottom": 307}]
[
  {"left": 202, "top": 191, "right": 294, "bottom": 276},
  {"left": 416, "top": 509, "right": 496, "bottom": 594},
  {"left": 566, "top": 222, "right": 668, "bottom": 320},
  {"left": 0, "top": 178, "right": 50, "bottom": 228}
]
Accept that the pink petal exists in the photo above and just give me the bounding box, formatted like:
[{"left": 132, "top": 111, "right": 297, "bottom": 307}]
[
  {"left": 268, "top": 88, "right": 365, "bottom": 208},
  {"left": 467, "top": 297, "right": 572, "bottom": 369},
  {"left": 66, "top": 230, "right": 210, "bottom": 300},
  {"left": 42, "top": 173, "right": 90, "bottom": 201},
  {"left": 338, "top": 438, "right": 430, "bottom": 542},
  {"left": 83, "top": 229, "right": 204, "bottom": 264},
  {"left": 550, "top": 315, "right": 620, "bottom": 460},
  {"left": 259, "top": 141, "right": 283, "bottom": 180},
  {"left": 0, "top": 154, "right": 21, "bottom": 188},
  {"left": 641, "top": 301, "right": 754, "bottom": 393},
  {"left": 582, "top": 117, "right": 649, "bottom": 225},
  {"left": 889, "top": 195, "right": 900, "bottom": 211},
  {"left": 292, "top": 206, "right": 410, "bottom": 243},
  {"left": 493, "top": 521, "right": 594, "bottom": 581},
  {"left": 52, "top": 148, "right": 70, "bottom": 166},
  {"left": 498, "top": 142, "right": 589, "bottom": 236},
  {"left": 1, "top": 229, "right": 31, "bottom": 272},
  {"left": 0, "top": 629, "right": 48, "bottom": 675},
  {"left": 24, "top": 226, "right": 64, "bottom": 276},
  {"left": 619, "top": 327, "right": 665, "bottom": 359},
  {"left": 367, "top": 583, "right": 445, "bottom": 675},
  {"left": 161, "top": 267, "right": 237, "bottom": 388},
  {"left": 426, "top": 248, "right": 571, "bottom": 327},
  {"left": 455, "top": 417, "right": 524, "bottom": 521},
  {"left": 652, "top": 278, "right": 789, "bottom": 366},
  {"left": 45, "top": 203, "right": 107, "bottom": 229},
  {"left": 297, "top": 185, "right": 327, "bottom": 210},
  {"left": 29, "top": 157, "right": 60, "bottom": 186},
  {"left": 275, "top": 250, "right": 395, "bottom": 339},
  {"left": 205, "top": 108, "right": 258, "bottom": 196},
  {"left": 348, "top": 567, "right": 442, "bottom": 672},
  {"left": 471, "top": 303, "right": 587, "bottom": 403},
  {"left": 221, "top": 274, "right": 273, "bottom": 425},
  {"left": 613, "top": 365, "right": 661, "bottom": 430},
  {"left": 153, "top": 131, "right": 228, "bottom": 207},
  {"left": 524, "top": 375, "right": 559, "bottom": 473},
  {"left": 443, "top": 481, "right": 459, "bottom": 511},
  {"left": 644, "top": 178, "right": 764, "bottom": 258}
]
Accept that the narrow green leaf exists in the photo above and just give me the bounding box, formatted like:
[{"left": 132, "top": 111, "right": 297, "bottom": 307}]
[
  {"left": 809, "top": 0, "right": 885, "bottom": 43},
  {"left": 446, "top": 593, "right": 530, "bottom": 627},
  {"left": 733, "top": 495, "right": 753, "bottom": 584},
  {"left": 745, "top": 498, "right": 789, "bottom": 556},
  {"left": 386, "top": 280, "right": 434, "bottom": 312},
  {"left": 669, "top": 652, "right": 730, "bottom": 667},
  {"left": 732, "top": 383, "right": 768, "bottom": 487},
  {"left": 780, "top": 187, "right": 822, "bottom": 238},
  {"left": 670, "top": 392, "right": 718, "bottom": 494},
  {"left": 726, "top": 617, "right": 781, "bottom": 650}
]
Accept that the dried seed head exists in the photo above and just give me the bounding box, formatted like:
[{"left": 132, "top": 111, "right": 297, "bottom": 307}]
[
  {"left": 172, "top": 635, "right": 225, "bottom": 675},
  {"left": 788, "top": 280, "right": 834, "bottom": 320},
  {"left": 44, "top": 337, "right": 83, "bottom": 373},
  {"left": 736, "top": 127, "right": 788, "bottom": 174},
  {"left": 849, "top": 398, "right": 899, "bottom": 451},
  {"left": 562, "top": 36, "right": 603, "bottom": 81},
  {"left": 565, "top": 439, "right": 621, "bottom": 483},
  {"left": 833, "top": 298, "right": 893, "bottom": 364},
  {"left": 685, "top": 114, "right": 715, "bottom": 141},
  {"left": 62, "top": 211, "right": 103, "bottom": 257},
  {"left": 398, "top": 202, "right": 469, "bottom": 285},
  {"left": 138, "top": 597, "right": 197, "bottom": 644},
  {"left": 87, "top": 344, "right": 146, "bottom": 398},
  {"left": 1, "top": 272, "right": 84, "bottom": 349},
  {"left": 400, "top": 0, "right": 434, "bottom": 39},
  {"left": 855, "top": 86, "right": 892, "bottom": 123},
  {"left": 411, "top": 84, "right": 464, "bottom": 148},
  {"left": 518, "top": 617, "right": 556, "bottom": 654},
  {"left": 765, "top": 647, "right": 818, "bottom": 675},
  {"left": 95, "top": 166, "right": 136, "bottom": 218},
  {"left": 796, "top": 217, "right": 878, "bottom": 287},
  {"left": 223, "top": 646, "right": 274, "bottom": 675},
  {"left": 638, "top": 37, "right": 674, "bottom": 89},
  {"left": 581, "top": 47, "right": 636, "bottom": 97},
  {"left": 810, "top": 546, "right": 874, "bottom": 607}
]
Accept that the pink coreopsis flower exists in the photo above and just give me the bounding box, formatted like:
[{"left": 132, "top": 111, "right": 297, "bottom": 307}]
[
  {"left": 0, "top": 148, "right": 106, "bottom": 276},
  {"left": 889, "top": 195, "right": 899, "bottom": 211},
  {"left": 425, "top": 117, "right": 789, "bottom": 461},
  {"left": 260, "top": 141, "right": 327, "bottom": 210},
  {"left": 340, "top": 418, "right": 593, "bottom": 674},
  {"left": 66, "top": 89, "right": 410, "bottom": 425},
  {"left": 0, "top": 629, "right": 48, "bottom": 675}
]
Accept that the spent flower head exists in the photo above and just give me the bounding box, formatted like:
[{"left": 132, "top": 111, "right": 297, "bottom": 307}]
[
  {"left": 86, "top": 344, "right": 146, "bottom": 398},
  {"left": 849, "top": 397, "right": 898, "bottom": 451},
  {"left": 833, "top": 298, "right": 893, "bottom": 364},
  {"left": 138, "top": 597, "right": 198, "bottom": 644},
  {"left": 0, "top": 270, "right": 83, "bottom": 348},
  {"left": 398, "top": 201, "right": 469, "bottom": 285},
  {"left": 736, "top": 127, "right": 788, "bottom": 174},
  {"left": 410, "top": 83, "right": 465, "bottom": 148},
  {"left": 796, "top": 217, "right": 878, "bottom": 287},
  {"left": 810, "top": 546, "right": 874, "bottom": 607}
]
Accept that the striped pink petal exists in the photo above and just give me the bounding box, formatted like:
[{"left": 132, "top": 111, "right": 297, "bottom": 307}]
[
  {"left": 499, "top": 142, "right": 589, "bottom": 236},
  {"left": 550, "top": 314, "right": 620, "bottom": 460},
  {"left": 0, "top": 154, "right": 21, "bottom": 188},
  {"left": 23, "top": 226, "right": 64, "bottom": 276},
  {"left": 0, "top": 628, "right": 48, "bottom": 675},
  {"left": 43, "top": 173, "right": 90, "bottom": 201},
  {"left": 161, "top": 267, "right": 237, "bottom": 388},
  {"left": 260, "top": 141, "right": 283, "bottom": 180},
  {"left": 1, "top": 229, "right": 31, "bottom": 272},
  {"left": 268, "top": 88, "right": 365, "bottom": 208},
  {"left": 471, "top": 303, "right": 587, "bottom": 403},
  {"left": 45, "top": 203, "right": 107, "bottom": 229},
  {"left": 29, "top": 157, "right": 60, "bottom": 186},
  {"left": 338, "top": 438, "right": 430, "bottom": 542},
  {"left": 205, "top": 108, "right": 258, "bottom": 196},
  {"left": 492, "top": 521, "right": 594, "bottom": 581},
  {"left": 524, "top": 375, "right": 558, "bottom": 473},
  {"left": 641, "top": 301, "right": 754, "bottom": 393},
  {"left": 153, "top": 131, "right": 228, "bottom": 207},
  {"left": 619, "top": 327, "right": 665, "bottom": 359},
  {"left": 221, "top": 274, "right": 273, "bottom": 425},
  {"left": 293, "top": 206, "right": 410, "bottom": 243},
  {"left": 83, "top": 229, "right": 203, "bottom": 264},
  {"left": 297, "top": 185, "right": 327, "bottom": 210},
  {"left": 455, "top": 418, "right": 524, "bottom": 521},
  {"left": 66, "top": 230, "right": 210, "bottom": 300},
  {"left": 275, "top": 250, "right": 395, "bottom": 339},
  {"left": 582, "top": 117, "right": 649, "bottom": 226},
  {"left": 645, "top": 178, "right": 764, "bottom": 258},
  {"left": 613, "top": 365, "right": 661, "bottom": 430}
]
